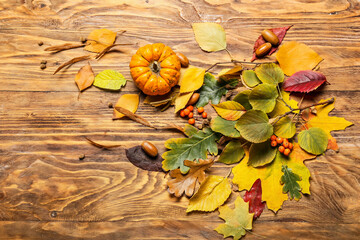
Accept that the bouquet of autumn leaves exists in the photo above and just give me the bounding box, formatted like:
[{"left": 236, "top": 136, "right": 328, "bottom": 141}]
[{"left": 160, "top": 23, "right": 353, "bottom": 239}]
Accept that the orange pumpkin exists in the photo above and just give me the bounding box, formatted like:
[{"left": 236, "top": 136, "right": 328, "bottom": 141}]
[{"left": 130, "top": 43, "right": 181, "bottom": 96}]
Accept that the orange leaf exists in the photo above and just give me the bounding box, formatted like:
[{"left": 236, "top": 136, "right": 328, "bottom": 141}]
[
  {"left": 84, "top": 29, "right": 117, "bottom": 53},
  {"left": 74, "top": 63, "right": 94, "bottom": 91},
  {"left": 113, "top": 94, "right": 139, "bottom": 119}
]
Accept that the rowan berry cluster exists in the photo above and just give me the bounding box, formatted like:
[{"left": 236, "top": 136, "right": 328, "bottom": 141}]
[
  {"left": 270, "top": 135, "right": 293, "bottom": 156},
  {"left": 180, "top": 105, "right": 207, "bottom": 125}
]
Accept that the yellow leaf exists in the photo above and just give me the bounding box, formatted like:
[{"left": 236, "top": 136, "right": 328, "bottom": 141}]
[
  {"left": 174, "top": 92, "right": 193, "bottom": 113},
  {"left": 179, "top": 66, "right": 205, "bottom": 93},
  {"left": 74, "top": 63, "right": 94, "bottom": 91},
  {"left": 217, "top": 66, "right": 243, "bottom": 79},
  {"left": 306, "top": 98, "right": 353, "bottom": 150},
  {"left": 113, "top": 94, "right": 139, "bottom": 119},
  {"left": 192, "top": 23, "right": 227, "bottom": 52},
  {"left": 187, "top": 175, "right": 231, "bottom": 213},
  {"left": 232, "top": 144, "right": 314, "bottom": 212},
  {"left": 212, "top": 101, "right": 246, "bottom": 121},
  {"left": 269, "top": 90, "right": 298, "bottom": 118},
  {"left": 84, "top": 29, "right": 117, "bottom": 53},
  {"left": 276, "top": 41, "right": 323, "bottom": 76}
]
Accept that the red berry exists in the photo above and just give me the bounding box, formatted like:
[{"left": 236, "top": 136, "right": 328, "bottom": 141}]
[
  {"left": 183, "top": 109, "right": 190, "bottom": 116},
  {"left": 278, "top": 146, "right": 285, "bottom": 153},
  {"left": 188, "top": 118, "right": 195, "bottom": 125},
  {"left": 284, "top": 148, "right": 291, "bottom": 156},
  {"left": 271, "top": 140, "right": 277, "bottom": 147},
  {"left": 202, "top": 112, "right": 207, "bottom": 119},
  {"left": 270, "top": 135, "right": 277, "bottom": 141},
  {"left": 276, "top": 137, "right": 283, "bottom": 144},
  {"left": 197, "top": 107, "right": 204, "bottom": 114},
  {"left": 288, "top": 142, "right": 293, "bottom": 150},
  {"left": 188, "top": 112, "right": 194, "bottom": 118},
  {"left": 180, "top": 110, "right": 186, "bottom": 118},
  {"left": 186, "top": 105, "right": 194, "bottom": 112},
  {"left": 283, "top": 140, "right": 289, "bottom": 148}
]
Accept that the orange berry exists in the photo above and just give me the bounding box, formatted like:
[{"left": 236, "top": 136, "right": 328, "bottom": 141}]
[
  {"left": 283, "top": 140, "right": 289, "bottom": 148},
  {"left": 202, "top": 112, "right": 208, "bottom": 119},
  {"left": 284, "top": 148, "right": 291, "bottom": 156},
  {"left": 288, "top": 142, "right": 293, "bottom": 150},
  {"left": 271, "top": 140, "right": 277, "bottom": 147},
  {"left": 183, "top": 109, "right": 190, "bottom": 115},
  {"left": 188, "top": 118, "right": 195, "bottom": 125},
  {"left": 188, "top": 112, "right": 194, "bottom": 118},
  {"left": 270, "top": 135, "right": 277, "bottom": 141},
  {"left": 276, "top": 137, "right": 283, "bottom": 144},
  {"left": 186, "top": 105, "right": 194, "bottom": 112},
  {"left": 278, "top": 146, "right": 285, "bottom": 153},
  {"left": 197, "top": 107, "right": 204, "bottom": 114},
  {"left": 180, "top": 110, "right": 186, "bottom": 118}
]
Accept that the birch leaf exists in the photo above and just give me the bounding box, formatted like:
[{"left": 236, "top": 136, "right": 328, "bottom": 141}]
[
  {"left": 94, "top": 70, "right": 127, "bottom": 90},
  {"left": 192, "top": 23, "right": 227, "bottom": 52},
  {"left": 179, "top": 66, "right": 205, "bottom": 93},
  {"left": 218, "top": 141, "right": 245, "bottom": 164}
]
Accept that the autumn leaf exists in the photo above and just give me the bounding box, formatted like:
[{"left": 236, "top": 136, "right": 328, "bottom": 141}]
[
  {"left": 276, "top": 41, "right": 323, "bottom": 76},
  {"left": 179, "top": 66, "right": 205, "bottom": 93},
  {"left": 174, "top": 91, "right": 193, "bottom": 113},
  {"left": 232, "top": 144, "right": 313, "bottom": 212},
  {"left": 218, "top": 141, "right": 245, "bottom": 164},
  {"left": 218, "top": 66, "right": 243, "bottom": 80},
  {"left": 113, "top": 94, "right": 139, "bottom": 119},
  {"left": 249, "top": 83, "right": 279, "bottom": 113},
  {"left": 304, "top": 98, "right": 353, "bottom": 151},
  {"left": 269, "top": 90, "right": 299, "bottom": 118},
  {"left": 235, "top": 110, "right": 273, "bottom": 143},
  {"left": 251, "top": 25, "right": 292, "bottom": 61},
  {"left": 54, "top": 55, "right": 91, "bottom": 74},
  {"left": 167, "top": 159, "right": 214, "bottom": 197},
  {"left": 125, "top": 146, "right": 163, "bottom": 172},
  {"left": 144, "top": 87, "right": 179, "bottom": 111},
  {"left": 74, "top": 63, "right": 94, "bottom": 91},
  {"left": 298, "top": 127, "right": 328, "bottom": 155},
  {"left": 197, "top": 73, "right": 238, "bottom": 107},
  {"left": 248, "top": 140, "right": 277, "bottom": 167},
  {"left": 210, "top": 116, "right": 241, "bottom": 138},
  {"left": 280, "top": 165, "right": 302, "bottom": 200},
  {"left": 192, "top": 23, "right": 227, "bottom": 52},
  {"left": 215, "top": 197, "right": 253, "bottom": 240},
  {"left": 283, "top": 70, "right": 327, "bottom": 93},
  {"left": 94, "top": 70, "right": 127, "bottom": 90},
  {"left": 255, "top": 63, "right": 284, "bottom": 85},
  {"left": 242, "top": 70, "right": 260, "bottom": 88},
  {"left": 84, "top": 29, "right": 117, "bottom": 53},
  {"left": 233, "top": 90, "right": 252, "bottom": 110},
  {"left": 187, "top": 175, "right": 231, "bottom": 212},
  {"left": 212, "top": 101, "right": 246, "bottom": 121},
  {"left": 274, "top": 116, "right": 296, "bottom": 138},
  {"left": 162, "top": 128, "right": 220, "bottom": 173},
  {"left": 243, "top": 179, "right": 265, "bottom": 219},
  {"left": 114, "top": 106, "right": 155, "bottom": 128},
  {"left": 184, "top": 124, "right": 199, "bottom": 137}
]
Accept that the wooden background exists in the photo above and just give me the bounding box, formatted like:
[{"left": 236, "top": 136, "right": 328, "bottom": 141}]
[{"left": 0, "top": 0, "right": 359, "bottom": 239}]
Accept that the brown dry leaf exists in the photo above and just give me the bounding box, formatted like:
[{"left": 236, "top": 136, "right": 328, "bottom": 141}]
[
  {"left": 74, "top": 63, "right": 94, "bottom": 91},
  {"left": 167, "top": 159, "right": 214, "bottom": 197},
  {"left": 44, "top": 43, "right": 85, "bottom": 52},
  {"left": 85, "top": 137, "right": 123, "bottom": 149},
  {"left": 114, "top": 106, "right": 156, "bottom": 129},
  {"left": 113, "top": 94, "right": 139, "bottom": 119},
  {"left": 84, "top": 29, "right": 117, "bottom": 53},
  {"left": 54, "top": 55, "right": 91, "bottom": 74}
]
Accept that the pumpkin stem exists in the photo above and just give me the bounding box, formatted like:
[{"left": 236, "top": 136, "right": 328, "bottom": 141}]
[{"left": 150, "top": 61, "right": 160, "bottom": 73}]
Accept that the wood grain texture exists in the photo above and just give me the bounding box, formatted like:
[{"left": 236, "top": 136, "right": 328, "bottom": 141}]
[{"left": 0, "top": 0, "right": 359, "bottom": 239}]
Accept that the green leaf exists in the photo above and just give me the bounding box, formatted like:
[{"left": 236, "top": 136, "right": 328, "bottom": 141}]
[
  {"left": 249, "top": 83, "right": 278, "bottom": 113},
  {"left": 233, "top": 90, "right": 252, "bottom": 110},
  {"left": 187, "top": 175, "right": 231, "bottom": 212},
  {"left": 197, "top": 73, "right": 238, "bottom": 107},
  {"left": 298, "top": 127, "right": 328, "bottom": 155},
  {"left": 162, "top": 128, "right": 220, "bottom": 173},
  {"left": 274, "top": 116, "right": 296, "bottom": 138},
  {"left": 280, "top": 165, "right": 302, "bottom": 200},
  {"left": 192, "top": 23, "right": 227, "bottom": 52},
  {"left": 248, "top": 140, "right": 277, "bottom": 167},
  {"left": 215, "top": 197, "right": 253, "bottom": 240},
  {"left": 235, "top": 110, "right": 273, "bottom": 143},
  {"left": 212, "top": 101, "right": 246, "bottom": 121},
  {"left": 242, "top": 70, "right": 260, "bottom": 88},
  {"left": 255, "top": 63, "right": 284, "bottom": 85},
  {"left": 184, "top": 124, "right": 199, "bottom": 137},
  {"left": 218, "top": 141, "right": 245, "bottom": 164},
  {"left": 93, "top": 70, "right": 127, "bottom": 90},
  {"left": 210, "top": 116, "right": 241, "bottom": 138}
]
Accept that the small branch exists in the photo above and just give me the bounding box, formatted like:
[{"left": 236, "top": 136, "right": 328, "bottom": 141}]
[
  {"left": 225, "top": 48, "right": 234, "bottom": 61},
  {"left": 205, "top": 60, "right": 276, "bottom": 72},
  {"left": 277, "top": 85, "right": 293, "bottom": 111}
]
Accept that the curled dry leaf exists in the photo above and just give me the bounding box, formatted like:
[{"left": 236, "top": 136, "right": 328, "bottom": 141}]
[
  {"left": 283, "top": 70, "right": 327, "bottom": 93},
  {"left": 44, "top": 43, "right": 85, "bottom": 52},
  {"left": 54, "top": 55, "right": 91, "bottom": 75},
  {"left": 114, "top": 106, "right": 156, "bottom": 129},
  {"left": 85, "top": 137, "right": 123, "bottom": 149},
  {"left": 84, "top": 29, "right": 117, "bottom": 53},
  {"left": 95, "top": 43, "right": 133, "bottom": 60},
  {"left": 113, "top": 94, "right": 139, "bottom": 119},
  {"left": 74, "top": 62, "right": 94, "bottom": 91},
  {"left": 125, "top": 145, "right": 164, "bottom": 172},
  {"left": 251, "top": 26, "right": 292, "bottom": 61},
  {"left": 167, "top": 158, "right": 214, "bottom": 197}
]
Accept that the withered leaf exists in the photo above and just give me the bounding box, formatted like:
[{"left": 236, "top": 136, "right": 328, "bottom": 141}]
[
  {"left": 114, "top": 106, "right": 156, "bottom": 129},
  {"left": 167, "top": 159, "right": 214, "bottom": 198},
  {"left": 85, "top": 137, "right": 123, "bottom": 149},
  {"left": 95, "top": 43, "right": 133, "bottom": 60},
  {"left": 44, "top": 43, "right": 85, "bottom": 52},
  {"left": 84, "top": 29, "right": 117, "bottom": 53},
  {"left": 126, "top": 145, "right": 164, "bottom": 172},
  {"left": 74, "top": 62, "right": 94, "bottom": 91},
  {"left": 54, "top": 55, "right": 91, "bottom": 75}
]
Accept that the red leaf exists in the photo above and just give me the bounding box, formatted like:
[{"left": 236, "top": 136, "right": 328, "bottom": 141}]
[
  {"left": 251, "top": 26, "right": 292, "bottom": 61},
  {"left": 283, "top": 70, "right": 327, "bottom": 93},
  {"left": 243, "top": 179, "right": 265, "bottom": 219}
]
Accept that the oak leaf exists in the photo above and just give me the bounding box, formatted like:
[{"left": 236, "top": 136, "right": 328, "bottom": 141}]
[
  {"left": 167, "top": 159, "right": 214, "bottom": 197},
  {"left": 113, "top": 94, "right": 139, "bottom": 119},
  {"left": 276, "top": 41, "right": 323, "bottom": 76},
  {"left": 179, "top": 66, "right": 205, "bottom": 93},
  {"left": 283, "top": 70, "right": 327, "bottom": 93},
  {"left": 187, "top": 175, "right": 231, "bottom": 212},
  {"left": 215, "top": 197, "right": 253, "bottom": 240},
  {"left": 243, "top": 179, "right": 265, "bottom": 219},
  {"left": 74, "top": 63, "right": 94, "bottom": 91},
  {"left": 280, "top": 165, "right": 302, "bottom": 200},
  {"left": 192, "top": 23, "right": 227, "bottom": 52},
  {"left": 84, "top": 29, "right": 117, "bottom": 53}
]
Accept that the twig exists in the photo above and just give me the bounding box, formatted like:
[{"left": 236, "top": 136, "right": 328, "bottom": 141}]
[
  {"left": 53, "top": 55, "right": 91, "bottom": 74},
  {"left": 205, "top": 60, "right": 276, "bottom": 72},
  {"left": 277, "top": 85, "right": 293, "bottom": 111}
]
